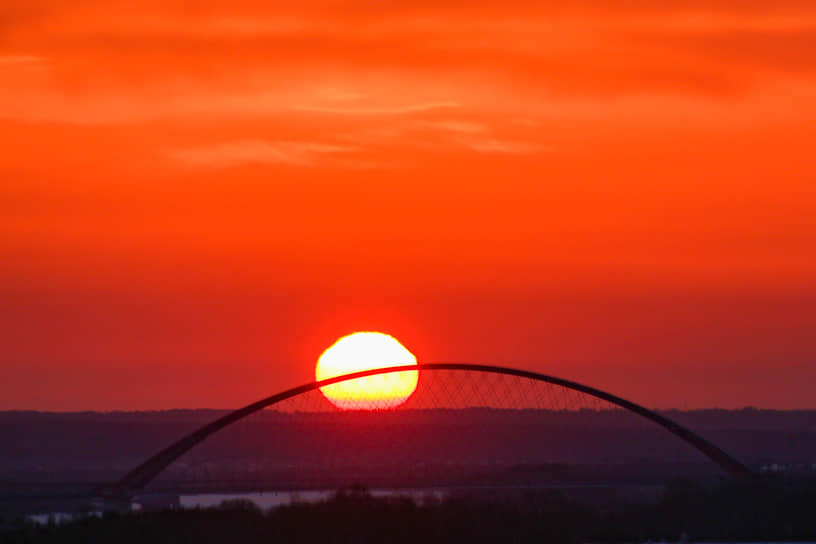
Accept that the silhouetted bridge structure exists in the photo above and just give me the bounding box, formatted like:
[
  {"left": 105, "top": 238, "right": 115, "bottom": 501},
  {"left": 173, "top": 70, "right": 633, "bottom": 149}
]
[{"left": 100, "top": 363, "right": 754, "bottom": 505}]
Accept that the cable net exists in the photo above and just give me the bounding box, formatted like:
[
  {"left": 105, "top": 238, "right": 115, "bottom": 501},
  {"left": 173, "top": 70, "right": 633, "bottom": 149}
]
[{"left": 145, "top": 368, "right": 713, "bottom": 493}]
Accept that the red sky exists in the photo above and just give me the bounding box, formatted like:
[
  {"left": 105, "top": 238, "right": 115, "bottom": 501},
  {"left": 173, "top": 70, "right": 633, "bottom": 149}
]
[{"left": 1, "top": 0, "right": 815, "bottom": 410}]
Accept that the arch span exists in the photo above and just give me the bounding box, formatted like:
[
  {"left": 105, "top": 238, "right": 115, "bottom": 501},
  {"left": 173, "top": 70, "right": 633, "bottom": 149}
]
[{"left": 111, "top": 363, "right": 754, "bottom": 494}]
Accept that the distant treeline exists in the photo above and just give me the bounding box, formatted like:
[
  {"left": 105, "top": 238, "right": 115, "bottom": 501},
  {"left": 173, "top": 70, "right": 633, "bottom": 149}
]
[
  {"left": 4, "top": 478, "right": 816, "bottom": 543},
  {"left": 3, "top": 408, "right": 815, "bottom": 480}
]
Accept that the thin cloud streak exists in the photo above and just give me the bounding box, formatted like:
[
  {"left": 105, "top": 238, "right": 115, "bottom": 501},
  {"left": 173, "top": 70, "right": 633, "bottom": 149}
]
[
  {"left": 0, "top": 55, "right": 47, "bottom": 64},
  {"left": 170, "top": 141, "right": 359, "bottom": 167},
  {"left": 465, "top": 139, "right": 551, "bottom": 154},
  {"left": 334, "top": 118, "right": 548, "bottom": 159},
  {"left": 415, "top": 120, "right": 488, "bottom": 134},
  {"left": 290, "top": 101, "right": 461, "bottom": 115}
]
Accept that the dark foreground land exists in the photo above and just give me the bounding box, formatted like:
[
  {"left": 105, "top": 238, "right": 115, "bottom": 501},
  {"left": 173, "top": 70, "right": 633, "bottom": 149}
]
[
  {"left": 2, "top": 408, "right": 815, "bottom": 523},
  {"left": 4, "top": 479, "right": 816, "bottom": 544}
]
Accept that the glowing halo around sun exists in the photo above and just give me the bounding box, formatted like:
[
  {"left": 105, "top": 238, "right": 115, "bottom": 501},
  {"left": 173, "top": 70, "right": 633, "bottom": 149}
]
[{"left": 315, "top": 332, "right": 419, "bottom": 410}]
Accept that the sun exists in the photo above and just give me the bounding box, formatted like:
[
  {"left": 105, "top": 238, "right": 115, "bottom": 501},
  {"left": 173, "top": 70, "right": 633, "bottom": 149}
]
[{"left": 315, "top": 332, "right": 419, "bottom": 410}]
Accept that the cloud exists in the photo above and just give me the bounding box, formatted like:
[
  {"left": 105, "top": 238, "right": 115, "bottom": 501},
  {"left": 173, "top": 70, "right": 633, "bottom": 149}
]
[
  {"left": 629, "top": 29, "right": 816, "bottom": 74},
  {"left": 169, "top": 141, "right": 358, "bottom": 167},
  {"left": 465, "top": 139, "right": 549, "bottom": 154},
  {"left": 1, "top": 0, "right": 815, "bottom": 128},
  {"left": 0, "top": 55, "right": 46, "bottom": 65},
  {"left": 290, "top": 101, "right": 461, "bottom": 115},
  {"left": 415, "top": 120, "right": 488, "bottom": 134},
  {"left": 332, "top": 116, "right": 548, "bottom": 159}
]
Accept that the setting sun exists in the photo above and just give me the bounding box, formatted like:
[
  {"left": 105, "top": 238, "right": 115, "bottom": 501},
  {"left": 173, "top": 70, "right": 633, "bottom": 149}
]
[{"left": 315, "top": 332, "right": 419, "bottom": 410}]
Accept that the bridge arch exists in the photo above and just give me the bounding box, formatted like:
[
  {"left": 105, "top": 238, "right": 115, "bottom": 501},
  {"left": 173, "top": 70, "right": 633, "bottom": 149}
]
[{"left": 112, "top": 363, "right": 754, "bottom": 494}]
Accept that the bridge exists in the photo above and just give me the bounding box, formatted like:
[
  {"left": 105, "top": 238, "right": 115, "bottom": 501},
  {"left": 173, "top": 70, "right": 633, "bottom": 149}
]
[{"left": 100, "top": 363, "right": 754, "bottom": 505}]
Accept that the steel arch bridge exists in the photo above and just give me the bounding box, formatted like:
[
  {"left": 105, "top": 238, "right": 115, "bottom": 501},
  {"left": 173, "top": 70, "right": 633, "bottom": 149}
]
[{"left": 108, "top": 363, "right": 754, "bottom": 497}]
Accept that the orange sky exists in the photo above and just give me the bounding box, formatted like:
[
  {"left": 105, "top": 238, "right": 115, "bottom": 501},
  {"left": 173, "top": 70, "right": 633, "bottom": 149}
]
[{"left": 1, "top": 0, "right": 815, "bottom": 410}]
